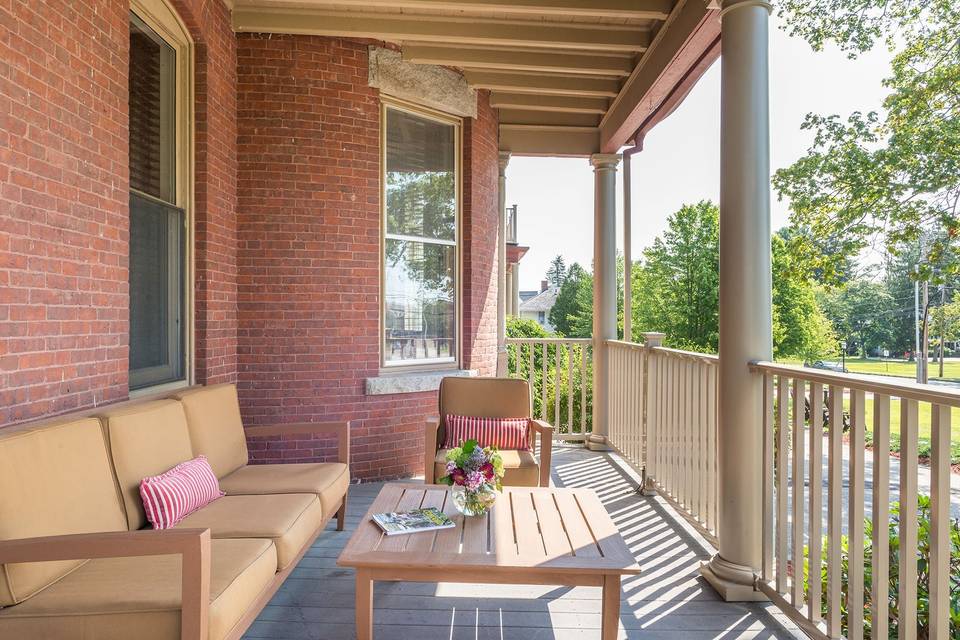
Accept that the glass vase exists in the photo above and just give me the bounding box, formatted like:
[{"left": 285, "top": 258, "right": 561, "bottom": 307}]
[{"left": 452, "top": 484, "right": 497, "bottom": 517}]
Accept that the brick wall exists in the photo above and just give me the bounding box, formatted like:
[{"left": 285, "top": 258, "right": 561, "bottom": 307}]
[
  {"left": 0, "top": 0, "right": 236, "bottom": 425},
  {"left": 236, "top": 35, "right": 499, "bottom": 480}
]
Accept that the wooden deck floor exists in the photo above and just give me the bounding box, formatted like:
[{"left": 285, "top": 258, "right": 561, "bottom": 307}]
[{"left": 242, "top": 446, "right": 803, "bottom": 640}]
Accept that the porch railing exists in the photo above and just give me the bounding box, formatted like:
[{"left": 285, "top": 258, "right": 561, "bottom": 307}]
[
  {"left": 751, "top": 362, "right": 958, "bottom": 640},
  {"left": 505, "top": 337, "right": 592, "bottom": 440}
]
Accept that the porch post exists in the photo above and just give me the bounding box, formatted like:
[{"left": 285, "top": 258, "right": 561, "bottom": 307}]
[
  {"left": 700, "top": 0, "right": 773, "bottom": 601},
  {"left": 511, "top": 263, "right": 520, "bottom": 318},
  {"left": 588, "top": 153, "right": 620, "bottom": 451},
  {"left": 497, "top": 152, "right": 510, "bottom": 376},
  {"left": 505, "top": 267, "right": 514, "bottom": 316},
  {"left": 622, "top": 152, "right": 632, "bottom": 343}
]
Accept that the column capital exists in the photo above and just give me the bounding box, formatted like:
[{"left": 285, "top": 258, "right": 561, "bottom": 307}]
[
  {"left": 590, "top": 153, "right": 621, "bottom": 171},
  {"left": 719, "top": 0, "right": 772, "bottom": 17},
  {"left": 642, "top": 332, "right": 666, "bottom": 347},
  {"left": 498, "top": 151, "right": 511, "bottom": 174}
]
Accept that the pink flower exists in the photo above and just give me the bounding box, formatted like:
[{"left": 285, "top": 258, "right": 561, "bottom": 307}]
[
  {"left": 449, "top": 468, "right": 466, "bottom": 486},
  {"left": 480, "top": 462, "right": 495, "bottom": 481},
  {"left": 465, "top": 470, "right": 484, "bottom": 491}
]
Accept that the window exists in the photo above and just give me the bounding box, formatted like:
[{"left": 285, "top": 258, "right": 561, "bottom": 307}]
[
  {"left": 128, "top": 7, "right": 190, "bottom": 390},
  {"left": 382, "top": 104, "right": 459, "bottom": 367},
  {"left": 538, "top": 311, "right": 546, "bottom": 324}
]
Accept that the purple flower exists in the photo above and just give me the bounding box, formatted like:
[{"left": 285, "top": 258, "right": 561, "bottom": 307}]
[{"left": 465, "top": 470, "right": 484, "bottom": 491}]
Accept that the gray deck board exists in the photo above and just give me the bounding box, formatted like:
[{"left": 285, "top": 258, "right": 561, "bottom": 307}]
[{"left": 243, "top": 446, "right": 802, "bottom": 639}]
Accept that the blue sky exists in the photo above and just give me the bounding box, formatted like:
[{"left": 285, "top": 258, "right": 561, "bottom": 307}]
[{"left": 505, "top": 13, "right": 894, "bottom": 291}]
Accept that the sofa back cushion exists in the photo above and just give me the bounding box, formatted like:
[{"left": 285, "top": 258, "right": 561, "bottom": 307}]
[
  {"left": 100, "top": 400, "right": 195, "bottom": 530},
  {"left": 172, "top": 384, "right": 248, "bottom": 478},
  {"left": 0, "top": 418, "right": 128, "bottom": 605}
]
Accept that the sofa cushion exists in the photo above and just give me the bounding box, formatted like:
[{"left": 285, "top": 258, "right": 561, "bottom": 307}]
[
  {"left": 0, "top": 538, "right": 277, "bottom": 640},
  {"left": 173, "top": 494, "right": 322, "bottom": 570},
  {"left": 434, "top": 448, "right": 539, "bottom": 487},
  {"left": 141, "top": 456, "right": 225, "bottom": 529},
  {"left": 218, "top": 463, "right": 349, "bottom": 519},
  {"left": 0, "top": 418, "right": 128, "bottom": 606},
  {"left": 171, "top": 384, "right": 249, "bottom": 479},
  {"left": 100, "top": 399, "right": 195, "bottom": 530}
]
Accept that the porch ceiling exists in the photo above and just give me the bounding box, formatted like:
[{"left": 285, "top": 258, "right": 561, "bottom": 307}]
[{"left": 229, "top": 0, "right": 720, "bottom": 156}]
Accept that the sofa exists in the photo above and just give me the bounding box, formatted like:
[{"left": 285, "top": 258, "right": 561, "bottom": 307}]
[{"left": 0, "top": 383, "right": 350, "bottom": 640}]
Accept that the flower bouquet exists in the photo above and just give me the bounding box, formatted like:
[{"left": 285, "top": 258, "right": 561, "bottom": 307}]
[{"left": 438, "top": 439, "right": 504, "bottom": 516}]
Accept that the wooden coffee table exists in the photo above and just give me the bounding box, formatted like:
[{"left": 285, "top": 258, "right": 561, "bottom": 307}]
[{"left": 338, "top": 483, "right": 640, "bottom": 639}]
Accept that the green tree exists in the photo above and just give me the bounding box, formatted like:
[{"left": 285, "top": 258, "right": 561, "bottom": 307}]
[
  {"left": 818, "top": 280, "right": 896, "bottom": 356},
  {"left": 549, "top": 263, "right": 590, "bottom": 337},
  {"left": 545, "top": 255, "right": 567, "bottom": 289},
  {"left": 772, "top": 234, "right": 838, "bottom": 361},
  {"left": 773, "top": 0, "right": 960, "bottom": 284},
  {"left": 883, "top": 242, "right": 923, "bottom": 355}
]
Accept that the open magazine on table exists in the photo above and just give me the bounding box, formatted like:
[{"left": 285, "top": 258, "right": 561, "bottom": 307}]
[{"left": 372, "top": 507, "right": 456, "bottom": 536}]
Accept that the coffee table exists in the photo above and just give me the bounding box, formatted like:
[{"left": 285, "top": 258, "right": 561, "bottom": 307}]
[{"left": 337, "top": 483, "right": 640, "bottom": 639}]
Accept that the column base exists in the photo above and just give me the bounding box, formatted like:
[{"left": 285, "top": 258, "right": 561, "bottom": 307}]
[
  {"left": 639, "top": 473, "right": 657, "bottom": 496},
  {"left": 700, "top": 555, "right": 767, "bottom": 602},
  {"left": 586, "top": 433, "right": 609, "bottom": 451}
]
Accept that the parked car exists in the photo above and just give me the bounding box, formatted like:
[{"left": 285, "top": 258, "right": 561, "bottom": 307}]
[{"left": 807, "top": 360, "right": 848, "bottom": 373}]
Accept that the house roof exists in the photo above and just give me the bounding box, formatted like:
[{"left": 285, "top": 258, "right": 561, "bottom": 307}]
[
  {"left": 228, "top": 0, "right": 720, "bottom": 155},
  {"left": 519, "top": 287, "right": 559, "bottom": 313}
]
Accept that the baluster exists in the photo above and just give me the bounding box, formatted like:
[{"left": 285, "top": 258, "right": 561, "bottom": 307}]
[
  {"left": 707, "top": 363, "right": 717, "bottom": 532},
  {"left": 848, "top": 389, "right": 865, "bottom": 640},
  {"left": 541, "top": 342, "right": 548, "bottom": 422},
  {"left": 791, "top": 378, "right": 805, "bottom": 607},
  {"left": 566, "top": 344, "right": 574, "bottom": 437},
  {"left": 776, "top": 375, "right": 789, "bottom": 593},
  {"left": 638, "top": 349, "right": 646, "bottom": 470},
  {"left": 826, "top": 385, "right": 843, "bottom": 638},
  {"left": 580, "top": 346, "right": 587, "bottom": 435},
  {"left": 871, "top": 393, "right": 890, "bottom": 640},
  {"left": 527, "top": 342, "right": 535, "bottom": 404},
  {"left": 898, "top": 398, "right": 918, "bottom": 640},
  {"left": 808, "top": 382, "right": 823, "bottom": 622},
  {"left": 554, "top": 342, "right": 561, "bottom": 428},
  {"left": 762, "top": 371, "right": 775, "bottom": 582},
  {"left": 929, "top": 403, "right": 951, "bottom": 640}
]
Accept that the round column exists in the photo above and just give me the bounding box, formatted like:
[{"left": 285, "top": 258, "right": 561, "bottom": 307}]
[
  {"left": 497, "top": 152, "right": 510, "bottom": 376},
  {"left": 700, "top": 0, "right": 773, "bottom": 601}
]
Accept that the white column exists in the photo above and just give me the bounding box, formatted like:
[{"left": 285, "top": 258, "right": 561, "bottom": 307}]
[
  {"left": 505, "top": 266, "right": 514, "bottom": 317},
  {"left": 497, "top": 152, "right": 510, "bottom": 376},
  {"left": 700, "top": 0, "right": 773, "bottom": 602},
  {"left": 588, "top": 153, "right": 620, "bottom": 451},
  {"left": 512, "top": 262, "right": 520, "bottom": 319},
  {"left": 623, "top": 151, "right": 633, "bottom": 342}
]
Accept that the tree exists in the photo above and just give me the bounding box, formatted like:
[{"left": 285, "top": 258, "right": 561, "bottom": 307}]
[
  {"left": 772, "top": 234, "right": 838, "bottom": 362},
  {"left": 883, "top": 242, "right": 923, "bottom": 356},
  {"left": 545, "top": 255, "right": 567, "bottom": 289},
  {"left": 773, "top": 0, "right": 960, "bottom": 284},
  {"left": 818, "top": 280, "right": 896, "bottom": 356},
  {"left": 549, "top": 263, "right": 590, "bottom": 337}
]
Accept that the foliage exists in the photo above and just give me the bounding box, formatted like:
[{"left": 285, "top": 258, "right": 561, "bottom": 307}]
[
  {"left": 931, "top": 298, "right": 960, "bottom": 345},
  {"left": 439, "top": 439, "right": 504, "bottom": 493},
  {"left": 772, "top": 234, "right": 838, "bottom": 362},
  {"left": 549, "top": 263, "right": 591, "bottom": 338},
  {"left": 883, "top": 243, "right": 924, "bottom": 355},
  {"left": 803, "top": 496, "right": 960, "bottom": 638},
  {"left": 774, "top": 0, "right": 960, "bottom": 284},
  {"left": 817, "top": 279, "right": 896, "bottom": 356},
  {"left": 546, "top": 255, "right": 568, "bottom": 289}
]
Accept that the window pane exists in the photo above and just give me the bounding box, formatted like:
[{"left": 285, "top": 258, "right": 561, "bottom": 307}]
[
  {"left": 129, "top": 193, "right": 184, "bottom": 389},
  {"left": 129, "top": 14, "right": 175, "bottom": 202},
  {"left": 384, "top": 239, "right": 455, "bottom": 363},
  {"left": 385, "top": 108, "right": 456, "bottom": 241}
]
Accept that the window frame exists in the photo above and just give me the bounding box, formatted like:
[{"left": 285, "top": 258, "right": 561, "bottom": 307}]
[
  {"left": 379, "top": 97, "right": 463, "bottom": 372},
  {"left": 128, "top": 0, "right": 195, "bottom": 395}
]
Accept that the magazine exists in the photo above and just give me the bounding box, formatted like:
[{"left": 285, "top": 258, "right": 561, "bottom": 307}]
[{"left": 372, "top": 507, "right": 456, "bottom": 536}]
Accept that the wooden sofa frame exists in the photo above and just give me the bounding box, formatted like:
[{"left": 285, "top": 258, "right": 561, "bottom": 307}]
[{"left": 0, "top": 419, "right": 352, "bottom": 640}]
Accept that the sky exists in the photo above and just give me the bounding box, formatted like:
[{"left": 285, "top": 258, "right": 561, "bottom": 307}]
[{"left": 505, "top": 14, "right": 894, "bottom": 292}]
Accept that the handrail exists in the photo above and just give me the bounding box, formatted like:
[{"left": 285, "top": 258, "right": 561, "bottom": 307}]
[
  {"left": 506, "top": 337, "right": 592, "bottom": 344},
  {"left": 750, "top": 360, "right": 960, "bottom": 408}
]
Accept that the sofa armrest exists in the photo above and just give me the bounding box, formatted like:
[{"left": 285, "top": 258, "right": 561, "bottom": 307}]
[
  {"left": 245, "top": 420, "right": 352, "bottom": 465},
  {"left": 425, "top": 416, "right": 441, "bottom": 484},
  {"left": 530, "top": 419, "right": 554, "bottom": 487},
  {"left": 0, "top": 528, "right": 211, "bottom": 640}
]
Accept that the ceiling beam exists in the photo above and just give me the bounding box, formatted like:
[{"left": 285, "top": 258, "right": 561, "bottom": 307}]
[
  {"left": 234, "top": 0, "right": 673, "bottom": 21},
  {"left": 464, "top": 71, "right": 620, "bottom": 97},
  {"left": 232, "top": 8, "right": 651, "bottom": 52},
  {"left": 403, "top": 45, "right": 635, "bottom": 77},
  {"left": 490, "top": 92, "right": 608, "bottom": 114},
  {"left": 500, "top": 124, "right": 599, "bottom": 157},
  {"left": 497, "top": 109, "right": 602, "bottom": 127},
  {"left": 600, "top": 0, "right": 719, "bottom": 151}
]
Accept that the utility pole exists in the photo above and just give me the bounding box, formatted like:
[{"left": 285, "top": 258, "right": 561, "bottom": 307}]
[
  {"left": 920, "top": 281, "right": 930, "bottom": 384},
  {"left": 915, "top": 271, "right": 921, "bottom": 382},
  {"left": 939, "top": 283, "right": 946, "bottom": 378}
]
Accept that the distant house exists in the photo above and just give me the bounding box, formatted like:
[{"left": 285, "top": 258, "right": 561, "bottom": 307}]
[{"left": 519, "top": 280, "right": 559, "bottom": 332}]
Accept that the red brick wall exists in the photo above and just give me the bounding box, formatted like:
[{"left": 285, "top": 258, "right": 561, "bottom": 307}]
[
  {"left": 236, "top": 35, "right": 499, "bottom": 480},
  {"left": 0, "top": 0, "right": 236, "bottom": 425}
]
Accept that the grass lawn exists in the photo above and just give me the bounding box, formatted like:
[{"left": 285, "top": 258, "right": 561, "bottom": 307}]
[
  {"left": 839, "top": 396, "right": 960, "bottom": 464},
  {"left": 777, "top": 356, "right": 960, "bottom": 382}
]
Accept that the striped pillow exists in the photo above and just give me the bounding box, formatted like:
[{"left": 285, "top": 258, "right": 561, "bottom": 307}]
[
  {"left": 443, "top": 414, "right": 530, "bottom": 451},
  {"left": 139, "top": 455, "right": 224, "bottom": 530}
]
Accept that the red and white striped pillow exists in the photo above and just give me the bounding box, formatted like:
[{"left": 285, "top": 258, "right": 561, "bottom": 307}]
[
  {"left": 139, "top": 455, "right": 224, "bottom": 530},
  {"left": 443, "top": 414, "right": 530, "bottom": 451}
]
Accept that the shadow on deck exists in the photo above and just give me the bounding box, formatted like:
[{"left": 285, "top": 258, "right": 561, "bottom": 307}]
[{"left": 243, "top": 446, "right": 802, "bottom": 639}]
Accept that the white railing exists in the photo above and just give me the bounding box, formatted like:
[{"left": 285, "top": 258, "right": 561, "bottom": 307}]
[
  {"left": 505, "top": 338, "right": 592, "bottom": 439},
  {"left": 752, "top": 362, "right": 958, "bottom": 640}
]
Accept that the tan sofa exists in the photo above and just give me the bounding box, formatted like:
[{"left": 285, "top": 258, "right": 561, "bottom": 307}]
[
  {"left": 0, "top": 384, "right": 350, "bottom": 640},
  {"left": 425, "top": 377, "right": 553, "bottom": 487}
]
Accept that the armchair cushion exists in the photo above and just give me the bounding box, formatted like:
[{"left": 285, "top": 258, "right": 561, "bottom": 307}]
[
  {"left": 434, "top": 448, "right": 539, "bottom": 487},
  {"left": 218, "top": 462, "right": 348, "bottom": 520},
  {"left": 0, "top": 538, "right": 276, "bottom": 640},
  {"left": 442, "top": 415, "right": 530, "bottom": 450}
]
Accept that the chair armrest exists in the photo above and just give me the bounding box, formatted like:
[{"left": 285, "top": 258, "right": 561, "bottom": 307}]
[
  {"left": 0, "top": 529, "right": 211, "bottom": 640},
  {"left": 245, "top": 420, "right": 352, "bottom": 465},
  {"left": 529, "top": 419, "right": 554, "bottom": 487},
  {"left": 425, "top": 416, "right": 441, "bottom": 484}
]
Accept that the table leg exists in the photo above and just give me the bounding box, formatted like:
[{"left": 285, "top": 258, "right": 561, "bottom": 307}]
[
  {"left": 601, "top": 574, "right": 621, "bottom": 640},
  {"left": 355, "top": 569, "right": 373, "bottom": 640}
]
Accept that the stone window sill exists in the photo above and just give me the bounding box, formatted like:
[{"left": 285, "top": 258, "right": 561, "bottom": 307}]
[{"left": 364, "top": 369, "right": 477, "bottom": 396}]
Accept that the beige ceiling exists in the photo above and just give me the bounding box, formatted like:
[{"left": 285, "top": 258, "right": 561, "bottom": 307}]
[{"left": 230, "top": 0, "right": 719, "bottom": 156}]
